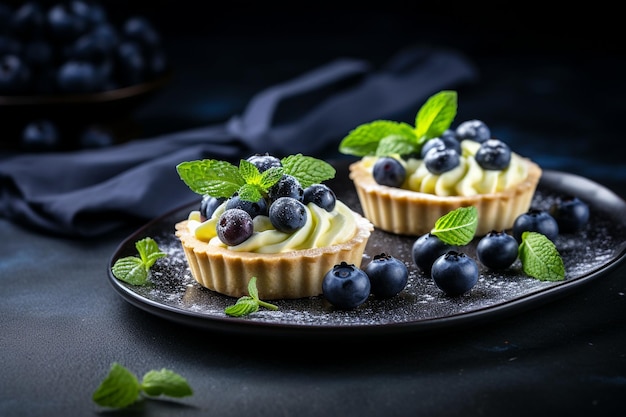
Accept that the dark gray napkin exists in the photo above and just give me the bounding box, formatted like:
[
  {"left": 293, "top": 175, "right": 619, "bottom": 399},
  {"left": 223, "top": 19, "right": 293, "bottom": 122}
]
[{"left": 0, "top": 46, "right": 477, "bottom": 237}]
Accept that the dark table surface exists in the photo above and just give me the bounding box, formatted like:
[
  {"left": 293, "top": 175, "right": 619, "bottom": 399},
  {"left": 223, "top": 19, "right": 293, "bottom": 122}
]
[{"left": 1, "top": 5, "right": 625, "bottom": 417}]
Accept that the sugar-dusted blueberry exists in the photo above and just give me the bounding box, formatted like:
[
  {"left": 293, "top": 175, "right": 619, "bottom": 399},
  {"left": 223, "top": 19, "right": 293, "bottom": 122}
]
[
  {"left": 475, "top": 139, "right": 511, "bottom": 170},
  {"left": 303, "top": 183, "right": 336, "bottom": 212},
  {"left": 363, "top": 253, "right": 409, "bottom": 298},
  {"left": 322, "top": 261, "right": 370, "bottom": 309},
  {"left": 420, "top": 135, "right": 461, "bottom": 159},
  {"left": 412, "top": 233, "right": 456, "bottom": 275},
  {"left": 512, "top": 209, "right": 559, "bottom": 243},
  {"left": 372, "top": 156, "right": 405, "bottom": 187},
  {"left": 476, "top": 230, "right": 519, "bottom": 270},
  {"left": 431, "top": 251, "right": 479, "bottom": 296},
  {"left": 269, "top": 197, "right": 307, "bottom": 233},
  {"left": 455, "top": 119, "right": 491, "bottom": 143},
  {"left": 217, "top": 208, "right": 254, "bottom": 246},
  {"left": 246, "top": 153, "right": 282, "bottom": 172},
  {"left": 424, "top": 147, "right": 460, "bottom": 175},
  {"left": 226, "top": 194, "right": 268, "bottom": 218},
  {"left": 268, "top": 174, "right": 304, "bottom": 203},
  {"left": 549, "top": 196, "right": 590, "bottom": 233}
]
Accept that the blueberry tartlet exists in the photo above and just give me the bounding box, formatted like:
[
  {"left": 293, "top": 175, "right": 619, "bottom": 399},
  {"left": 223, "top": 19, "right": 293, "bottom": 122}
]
[
  {"left": 174, "top": 153, "right": 373, "bottom": 300},
  {"left": 340, "top": 90, "right": 542, "bottom": 236}
]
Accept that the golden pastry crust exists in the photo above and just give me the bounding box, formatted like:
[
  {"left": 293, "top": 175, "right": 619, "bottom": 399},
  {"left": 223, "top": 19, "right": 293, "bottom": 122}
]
[
  {"left": 349, "top": 158, "right": 542, "bottom": 237},
  {"left": 175, "top": 211, "right": 373, "bottom": 300}
]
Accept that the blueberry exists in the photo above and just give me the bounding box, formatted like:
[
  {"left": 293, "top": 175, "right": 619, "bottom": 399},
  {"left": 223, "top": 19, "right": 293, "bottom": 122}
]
[
  {"left": 269, "top": 197, "right": 307, "bottom": 233},
  {"left": 431, "top": 251, "right": 479, "bottom": 296},
  {"left": 246, "top": 153, "right": 282, "bottom": 172},
  {"left": 476, "top": 230, "right": 519, "bottom": 270},
  {"left": 0, "top": 54, "right": 30, "bottom": 94},
  {"left": 226, "top": 194, "right": 268, "bottom": 218},
  {"left": 217, "top": 208, "right": 253, "bottom": 246},
  {"left": 200, "top": 195, "right": 226, "bottom": 220},
  {"left": 372, "top": 157, "right": 405, "bottom": 187},
  {"left": 512, "top": 209, "right": 559, "bottom": 243},
  {"left": 455, "top": 119, "right": 491, "bottom": 143},
  {"left": 363, "top": 253, "right": 409, "bottom": 298},
  {"left": 424, "top": 147, "right": 460, "bottom": 174},
  {"left": 322, "top": 261, "right": 370, "bottom": 309},
  {"left": 475, "top": 139, "right": 511, "bottom": 170},
  {"left": 21, "top": 119, "right": 59, "bottom": 151},
  {"left": 412, "top": 233, "right": 456, "bottom": 275},
  {"left": 268, "top": 174, "right": 304, "bottom": 203},
  {"left": 56, "top": 60, "right": 100, "bottom": 93},
  {"left": 79, "top": 125, "right": 115, "bottom": 148},
  {"left": 420, "top": 135, "right": 461, "bottom": 159},
  {"left": 303, "top": 183, "right": 336, "bottom": 212},
  {"left": 549, "top": 196, "right": 590, "bottom": 233}
]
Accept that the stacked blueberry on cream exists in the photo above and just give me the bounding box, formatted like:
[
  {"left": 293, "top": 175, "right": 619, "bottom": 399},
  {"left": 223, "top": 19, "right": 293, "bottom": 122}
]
[
  {"left": 340, "top": 90, "right": 542, "bottom": 236},
  {"left": 174, "top": 153, "right": 373, "bottom": 300}
]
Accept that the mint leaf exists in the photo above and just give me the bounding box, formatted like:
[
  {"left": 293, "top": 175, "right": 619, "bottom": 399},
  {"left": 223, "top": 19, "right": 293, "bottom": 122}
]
[
  {"left": 376, "top": 134, "right": 419, "bottom": 156},
  {"left": 111, "top": 257, "right": 149, "bottom": 285},
  {"left": 431, "top": 206, "right": 478, "bottom": 246},
  {"left": 281, "top": 154, "right": 335, "bottom": 188},
  {"left": 92, "top": 362, "right": 141, "bottom": 408},
  {"left": 112, "top": 237, "right": 167, "bottom": 286},
  {"left": 176, "top": 159, "right": 245, "bottom": 198},
  {"left": 93, "top": 363, "right": 193, "bottom": 409},
  {"left": 136, "top": 237, "right": 167, "bottom": 269},
  {"left": 141, "top": 369, "right": 193, "bottom": 398},
  {"left": 224, "top": 277, "right": 279, "bottom": 317},
  {"left": 518, "top": 232, "right": 565, "bottom": 281},
  {"left": 338, "top": 121, "right": 416, "bottom": 157},
  {"left": 414, "top": 90, "right": 457, "bottom": 143}
]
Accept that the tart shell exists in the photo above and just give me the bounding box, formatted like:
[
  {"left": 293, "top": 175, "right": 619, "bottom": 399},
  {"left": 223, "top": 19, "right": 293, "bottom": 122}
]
[
  {"left": 175, "top": 211, "right": 373, "bottom": 300},
  {"left": 349, "top": 158, "right": 542, "bottom": 237}
]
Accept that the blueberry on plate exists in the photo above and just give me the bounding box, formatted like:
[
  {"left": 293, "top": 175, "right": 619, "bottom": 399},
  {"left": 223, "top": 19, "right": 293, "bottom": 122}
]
[
  {"left": 363, "top": 253, "right": 409, "bottom": 298},
  {"left": 431, "top": 251, "right": 479, "bottom": 296},
  {"left": 322, "top": 262, "right": 371, "bottom": 309},
  {"left": 549, "top": 196, "right": 590, "bottom": 233},
  {"left": 476, "top": 230, "right": 519, "bottom": 270},
  {"left": 412, "top": 233, "right": 457, "bottom": 275},
  {"left": 512, "top": 209, "right": 559, "bottom": 243}
]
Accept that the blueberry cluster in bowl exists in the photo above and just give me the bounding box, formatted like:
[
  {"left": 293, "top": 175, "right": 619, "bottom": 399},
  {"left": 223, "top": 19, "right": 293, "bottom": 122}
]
[
  {"left": 0, "top": 1, "right": 169, "bottom": 151},
  {"left": 0, "top": 1, "right": 168, "bottom": 96}
]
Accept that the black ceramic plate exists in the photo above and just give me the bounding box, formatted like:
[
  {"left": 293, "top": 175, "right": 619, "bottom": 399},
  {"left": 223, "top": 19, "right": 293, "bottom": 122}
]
[{"left": 108, "top": 163, "right": 626, "bottom": 338}]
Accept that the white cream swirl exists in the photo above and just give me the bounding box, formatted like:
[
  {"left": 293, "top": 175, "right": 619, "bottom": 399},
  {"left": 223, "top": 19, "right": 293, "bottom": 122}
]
[
  {"left": 364, "top": 139, "right": 529, "bottom": 197},
  {"left": 186, "top": 200, "right": 357, "bottom": 253}
]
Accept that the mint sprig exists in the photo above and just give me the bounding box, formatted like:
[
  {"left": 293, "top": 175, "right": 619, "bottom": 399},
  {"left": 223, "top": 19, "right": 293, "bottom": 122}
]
[
  {"left": 518, "top": 231, "right": 565, "bottom": 281},
  {"left": 93, "top": 362, "right": 193, "bottom": 409},
  {"left": 176, "top": 154, "right": 335, "bottom": 202},
  {"left": 338, "top": 90, "right": 458, "bottom": 157},
  {"left": 224, "top": 277, "right": 279, "bottom": 317},
  {"left": 431, "top": 206, "right": 478, "bottom": 246},
  {"left": 111, "top": 237, "right": 167, "bottom": 285}
]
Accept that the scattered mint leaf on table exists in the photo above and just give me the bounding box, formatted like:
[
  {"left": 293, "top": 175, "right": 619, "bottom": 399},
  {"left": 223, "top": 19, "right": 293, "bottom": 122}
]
[
  {"left": 111, "top": 237, "right": 167, "bottom": 285},
  {"left": 225, "top": 277, "right": 279, "bottom": 317},
  {"left": 431, "top": 206, "right": 478, "bottom": 246},
  {"left": 93, "top": 362, "right": 193, "bottom": 409}
]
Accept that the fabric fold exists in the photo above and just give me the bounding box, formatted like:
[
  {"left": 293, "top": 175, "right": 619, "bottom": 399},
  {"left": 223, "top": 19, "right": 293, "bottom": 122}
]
[{"left": 0, "top": 45, "right": 478, "bottom": 237}]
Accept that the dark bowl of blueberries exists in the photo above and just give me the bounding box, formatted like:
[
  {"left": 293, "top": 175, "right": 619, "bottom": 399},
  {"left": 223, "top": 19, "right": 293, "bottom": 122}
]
[{"left": 0, "top": 1, "right": 171, "bottom": 151}]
